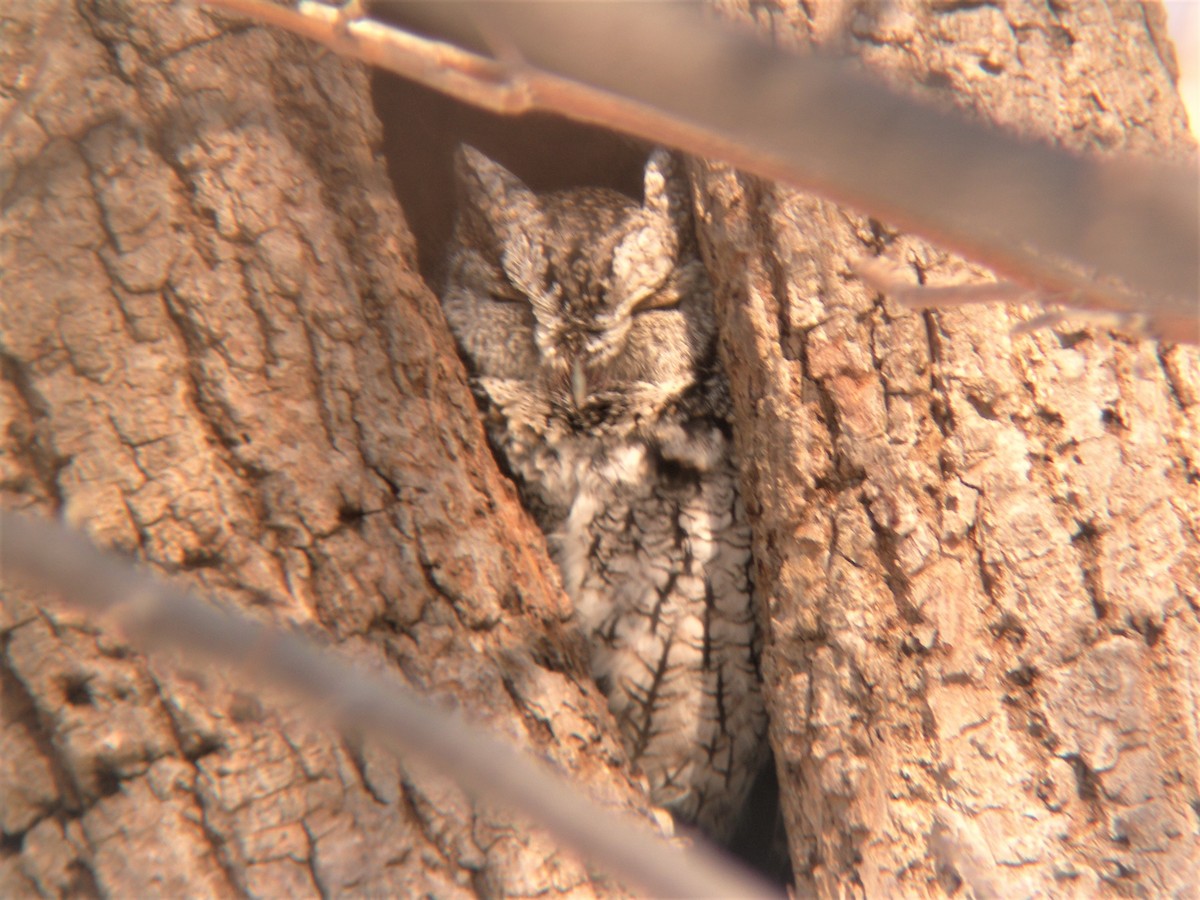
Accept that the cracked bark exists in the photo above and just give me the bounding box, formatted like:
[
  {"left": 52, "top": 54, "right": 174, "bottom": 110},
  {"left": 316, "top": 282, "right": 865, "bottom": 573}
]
[
  {"left": 695, "top": 1, "right": 1200, "bottom": 896},
  {"left": 1, "top": 1, "right": 649, "bottom": 897},
  {"left": 2, "top": 0, "right": 1198, "bottom": 898}
]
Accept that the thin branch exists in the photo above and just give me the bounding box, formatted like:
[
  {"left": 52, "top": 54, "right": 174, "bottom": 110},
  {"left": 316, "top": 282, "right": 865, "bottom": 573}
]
[
  {"left": 202, "top": 0, "right": 531, "bottom": 112},
  {"left": 0, "top": 511, "right": 783, "bottom": 900},
  {"left": 852, "top": 258, "right": 1041, "bottom": 309},
  {"left": 196, "top": 0, "right": 1198, "bottom": 344},
  {"left": 851, "top": 258, "right": 1152, "bottom": 339}
]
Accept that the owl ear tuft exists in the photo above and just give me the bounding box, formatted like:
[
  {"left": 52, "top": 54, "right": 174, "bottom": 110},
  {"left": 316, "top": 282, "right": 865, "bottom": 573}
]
[
  {"left": 454, "top": 144, "right": 542, "bottom": 243},
  {"left": 612, "top": 153, "right": 688, "bottom": 307},
  {"left": 452, "top": 145, "right": 552, "bottom": 305},
  {"left": 642, "top": 149, "right": 691, "bottom": 231}
]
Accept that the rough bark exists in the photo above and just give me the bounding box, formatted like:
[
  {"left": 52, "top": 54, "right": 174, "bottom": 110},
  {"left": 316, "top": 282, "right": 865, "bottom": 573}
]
[
  {"left": 695, "top": 1, "right": 1200, "bottom": 896},
  {"left": 0, "top": 2, "right": 653, "bottom": 897},
  {"left": 3, "top": 0, "right": 1198, "bottom": 898}
]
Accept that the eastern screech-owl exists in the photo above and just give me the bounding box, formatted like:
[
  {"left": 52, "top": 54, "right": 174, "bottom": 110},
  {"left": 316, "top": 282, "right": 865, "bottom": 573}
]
[{"left": 442, "top": 145, "right": 765, "bottom": 838}]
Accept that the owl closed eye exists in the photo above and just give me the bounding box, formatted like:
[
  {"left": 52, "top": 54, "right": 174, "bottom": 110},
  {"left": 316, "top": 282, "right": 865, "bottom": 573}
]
[
  {"left": 441, "top": 145, "right": 718, "bottom": 424},
  {"left": 440, "top": 145, "right": 766, "bottom": 842}
]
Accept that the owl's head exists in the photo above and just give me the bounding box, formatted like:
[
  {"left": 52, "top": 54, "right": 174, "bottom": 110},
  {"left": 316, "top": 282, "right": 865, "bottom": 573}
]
[{"left": 442, "top": 145, "right": 716, "bottom": 432}]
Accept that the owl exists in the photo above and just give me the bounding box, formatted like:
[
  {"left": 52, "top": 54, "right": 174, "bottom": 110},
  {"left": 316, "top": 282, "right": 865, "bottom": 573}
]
[{"left": 441, "top": 145, "right": 766, "bottom": 839}]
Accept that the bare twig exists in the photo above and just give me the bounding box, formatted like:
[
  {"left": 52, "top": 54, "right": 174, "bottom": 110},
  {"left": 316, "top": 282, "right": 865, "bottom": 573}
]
[
  {"left": 852, "top": 257, "right": 1153, "bottom": 339},
  {"left": 852, "top": 257, "right": 1041, "bottom": 310},
  {"left": 197, "top": 0, "right": 1198, "bottom": 344},
  {"left": 0, "top": 510, "right": 783, "bottom": 900},
  {"left": 201, "top": 0, "right": 532, "bottom": 112}
]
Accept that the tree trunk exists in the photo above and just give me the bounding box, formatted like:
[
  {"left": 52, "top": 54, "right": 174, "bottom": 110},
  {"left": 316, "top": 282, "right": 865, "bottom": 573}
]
[
  {"left": 695, "top": 1, "right": 1199, "bottom": 896},
  {"left": 1, "top": 2, "right": 652, "bottom": 897},
  {"left": 2, "top": 1, "right": 1197, "bottom": 899}
]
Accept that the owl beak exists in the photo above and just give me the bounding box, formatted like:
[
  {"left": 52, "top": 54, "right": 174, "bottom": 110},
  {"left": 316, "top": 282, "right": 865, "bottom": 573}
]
[{"left": 571, "top": 359, "right": 588, "bottom": 409}]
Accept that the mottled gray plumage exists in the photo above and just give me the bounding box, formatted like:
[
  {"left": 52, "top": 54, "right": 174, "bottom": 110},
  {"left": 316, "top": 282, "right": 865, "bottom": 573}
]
[{"left": 441, "top": 145, "right": 765, "bottom": 838}]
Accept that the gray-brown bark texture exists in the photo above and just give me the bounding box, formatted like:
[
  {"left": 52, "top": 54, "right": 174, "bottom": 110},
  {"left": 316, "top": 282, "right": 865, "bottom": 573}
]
[
  {"left": 695, "top": 1, "right": 1200, "bottom": 896},
  {"left": 0, "top": 1, "right": 655, "bottom": 897},
  {"left": 2, "top": 0, "right": 1199, "bottom": 899}
]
